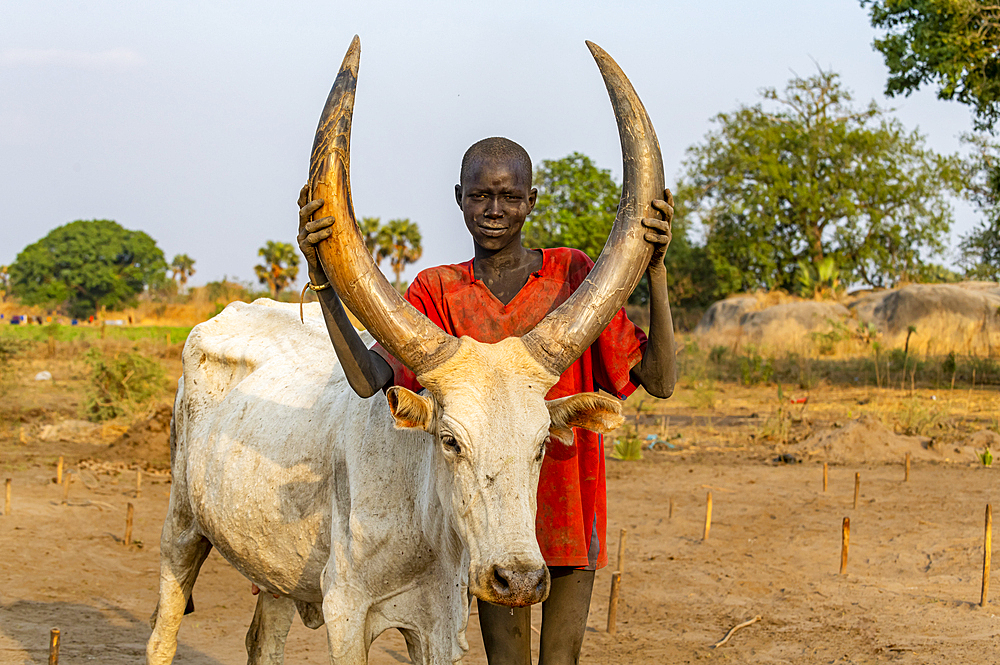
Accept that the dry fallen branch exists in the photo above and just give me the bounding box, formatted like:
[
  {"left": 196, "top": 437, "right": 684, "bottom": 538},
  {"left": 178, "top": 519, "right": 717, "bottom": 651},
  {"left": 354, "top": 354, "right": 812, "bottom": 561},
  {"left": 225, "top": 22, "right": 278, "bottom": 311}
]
[{"left": 712, "top": 615, "right": 761, "bottom": 649}]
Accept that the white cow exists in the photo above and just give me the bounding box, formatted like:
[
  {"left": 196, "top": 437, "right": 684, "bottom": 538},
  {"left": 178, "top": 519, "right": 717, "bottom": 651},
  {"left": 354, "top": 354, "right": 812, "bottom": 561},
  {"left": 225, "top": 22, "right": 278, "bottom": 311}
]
[
  {"left": 147, "top": 36, "right": 665, "bottom": 664},
  {"left": 146, "top": 300, "right": 622, "bottom": 664}
]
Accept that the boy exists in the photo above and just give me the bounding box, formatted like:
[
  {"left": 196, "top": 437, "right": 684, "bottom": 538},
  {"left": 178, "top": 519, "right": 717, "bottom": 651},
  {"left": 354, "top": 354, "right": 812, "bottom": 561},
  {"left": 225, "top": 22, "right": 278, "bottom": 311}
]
[{"left": 298, "top": 137, "right": 675, "bottom": 664}]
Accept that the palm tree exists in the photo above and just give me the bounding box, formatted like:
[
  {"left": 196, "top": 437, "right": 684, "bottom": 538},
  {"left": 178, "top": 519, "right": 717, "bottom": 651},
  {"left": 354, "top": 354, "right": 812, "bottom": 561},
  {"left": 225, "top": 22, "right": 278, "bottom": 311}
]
[
  {"left": 254, "top": 241, "right": 300, "bottom": 299},
  {"left": 360, "top": 217, "right": 393, "bottom": 268},
  {"left": 169, "top": 254, "right": 196, "bottom": 292},
  {"left": 378, "top": 219, "right": 422, "bottom": 290}
]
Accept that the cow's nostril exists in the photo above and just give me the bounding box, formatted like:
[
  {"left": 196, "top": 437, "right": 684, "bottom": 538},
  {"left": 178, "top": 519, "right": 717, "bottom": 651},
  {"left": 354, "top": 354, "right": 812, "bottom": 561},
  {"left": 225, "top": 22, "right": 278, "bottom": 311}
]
[{"left": 493, "top": 566, "right": 512, "bottom": 591}]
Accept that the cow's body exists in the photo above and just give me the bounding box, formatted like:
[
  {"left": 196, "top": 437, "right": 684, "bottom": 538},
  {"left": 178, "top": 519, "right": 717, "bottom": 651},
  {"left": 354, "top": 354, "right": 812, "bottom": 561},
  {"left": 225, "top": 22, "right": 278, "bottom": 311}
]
[{"left": 148, "top": 300, "right": 469, "bottom": 664}]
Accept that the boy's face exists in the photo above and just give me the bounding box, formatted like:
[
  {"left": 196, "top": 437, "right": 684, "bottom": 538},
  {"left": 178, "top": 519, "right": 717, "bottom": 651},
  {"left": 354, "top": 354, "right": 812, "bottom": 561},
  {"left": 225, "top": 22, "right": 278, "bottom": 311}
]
[{"left": 455, "top": 156, "right": 537, "bottom": 252}]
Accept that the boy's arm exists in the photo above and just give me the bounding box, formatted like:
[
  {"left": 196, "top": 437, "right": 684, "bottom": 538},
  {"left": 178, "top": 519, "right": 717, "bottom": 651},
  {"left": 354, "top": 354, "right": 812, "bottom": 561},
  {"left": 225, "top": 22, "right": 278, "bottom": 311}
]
[
  {"left": 628, "top": 190, "right": 677, "bottom": 399},
  {"left": 298, "top": 186, "right": 393, "bottom": 398}
]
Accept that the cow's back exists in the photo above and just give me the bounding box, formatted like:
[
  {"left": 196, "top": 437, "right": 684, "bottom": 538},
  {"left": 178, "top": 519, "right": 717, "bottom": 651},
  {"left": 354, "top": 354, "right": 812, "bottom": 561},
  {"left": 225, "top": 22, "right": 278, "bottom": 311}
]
[{"left": 172, "top": 299, "right": 406, "bottom": 600}]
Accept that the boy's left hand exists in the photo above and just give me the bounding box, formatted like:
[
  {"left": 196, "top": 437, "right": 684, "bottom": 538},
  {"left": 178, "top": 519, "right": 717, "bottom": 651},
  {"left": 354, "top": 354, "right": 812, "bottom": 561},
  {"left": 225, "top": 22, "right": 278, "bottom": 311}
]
[{"left": 642, "top": 188, "right": 673, "bottom": 271}]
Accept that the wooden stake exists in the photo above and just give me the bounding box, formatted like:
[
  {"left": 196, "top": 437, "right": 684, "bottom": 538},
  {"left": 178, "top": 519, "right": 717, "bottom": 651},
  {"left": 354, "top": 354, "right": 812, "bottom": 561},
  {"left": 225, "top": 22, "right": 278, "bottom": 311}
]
[
  {"left": 56, "top": 456, "right": 63, "bottom": 485},
  {"left": 983, "top": 504, "right": 992, "bottom": 607},
  {"left": 616, "top": 528, "right": 627, "bottom": 575},
  {"left": 607, "top": 572, "right": 621, "bottom": 635},
  {"left": 124, "top": 502, "right": 134, "bottom": 546},
  {"left": 904, "top": 453, "right": 910, "bottom": 482},
  {"left": 4, "top": 478, "right": 10, "bottom": 516},
  {"left": 136, "top": 469, "right": 142, "bottom": 499},
  {"left": 668, "top": 497, "right": 674, "bottom": 521},
  {"left": 853, "top": 472, "right": 860, "bottom": 509},
  {"left": 823, "top": 462, "right": 828, "bottom": 492},
  {"left": 48, "top": 628, "right": 60, "bottom": 665},
  {"left": 703, "top": 491, "right": 713, "bottom": 541},
  {"left": 62, "top": 474, "right": 72, "bottom": 504},
  {"left": 840, "top": 517, "right": 850, "bottom": 574}
]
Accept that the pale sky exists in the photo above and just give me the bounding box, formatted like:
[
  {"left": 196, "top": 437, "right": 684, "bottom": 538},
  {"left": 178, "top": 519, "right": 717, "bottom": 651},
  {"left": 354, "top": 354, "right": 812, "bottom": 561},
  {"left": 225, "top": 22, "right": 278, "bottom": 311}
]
[{"left": 0, "top": 1, "right": 981, "bottom": 288}]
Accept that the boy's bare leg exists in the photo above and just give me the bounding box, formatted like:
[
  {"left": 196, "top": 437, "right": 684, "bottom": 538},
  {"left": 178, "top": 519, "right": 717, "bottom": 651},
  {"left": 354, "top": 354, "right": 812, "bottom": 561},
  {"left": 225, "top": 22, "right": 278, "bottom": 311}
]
[
  {"left": 478, "top": 600, "right": 531, "bottom": 665},
  {"left": 538, "top": 567, "right": 595, "bottom": 665}
]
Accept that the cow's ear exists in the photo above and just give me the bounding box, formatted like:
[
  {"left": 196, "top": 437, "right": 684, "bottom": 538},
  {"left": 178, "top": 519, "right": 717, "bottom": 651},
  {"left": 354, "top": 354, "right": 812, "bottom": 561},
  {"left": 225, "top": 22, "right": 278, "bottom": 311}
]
[
  {"left": 546, "top": 393, "right": 624, "bottom": 445},
  {"left": 386, "top": 386, "right": 436, "bottom": 432}
]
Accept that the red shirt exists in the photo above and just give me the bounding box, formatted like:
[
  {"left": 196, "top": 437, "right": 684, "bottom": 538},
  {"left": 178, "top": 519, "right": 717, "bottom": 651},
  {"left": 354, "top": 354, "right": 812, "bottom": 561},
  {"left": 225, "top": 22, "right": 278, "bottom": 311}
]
[{"left": 373, "top": 247, "right": 646, "bottom": 569}]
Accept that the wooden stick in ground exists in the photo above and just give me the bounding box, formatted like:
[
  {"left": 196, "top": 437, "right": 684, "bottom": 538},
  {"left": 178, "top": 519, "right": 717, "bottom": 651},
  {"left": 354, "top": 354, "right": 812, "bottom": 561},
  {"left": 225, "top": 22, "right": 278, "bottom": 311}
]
[
  {"left": 4, "top": 478, "right": 10, "bottom": 516},
  {"left": 616, "top": 528, "right": 627, "bottom": 574},
  {"left": 853, "top": 472, "right": 860, "bottom": 509},
  {"left": 840, "top": 517, "right": 850, "bottom": 574},
  {"left": 823, "top": 462, "right": 828, "bottom": 492},
  {"left": 905, "top": 453, "right": 910, "bottom": 482},
  {"left": 136, "top": 469, "right": 142, "bottom": 499},
  {"left": 983, "top": 504, "right": 992, "bottom": 607},
  {"left": 607, "top": 571, "right": 622, "bottom": 635},
  {"left": 48, "top": 628, "right": 60, "bottom": 665},
  {"left": 668, "top": 496, "right": 674, "bottom": 521},
  {"left": 711, "top": 615, "right": 761, "bottom": 649},
  {"left": 62, "top": 474, "right": 72, "bottom": 504},
  {"left": 124, "top": 502, "right": 134, "bottom": 546},
  {"left": 56, "top": 456, "right": 63, "bottom": 485},
  {"left": 703, "top": 491, "right": 713, "bottom": 541}
]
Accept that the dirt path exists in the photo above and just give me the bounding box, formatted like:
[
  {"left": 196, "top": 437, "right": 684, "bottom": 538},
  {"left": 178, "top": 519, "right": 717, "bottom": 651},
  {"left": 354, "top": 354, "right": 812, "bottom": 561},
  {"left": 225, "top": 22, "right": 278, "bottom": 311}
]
[{"left": 2, "top": 450, "right": 997, "bottom": 664}]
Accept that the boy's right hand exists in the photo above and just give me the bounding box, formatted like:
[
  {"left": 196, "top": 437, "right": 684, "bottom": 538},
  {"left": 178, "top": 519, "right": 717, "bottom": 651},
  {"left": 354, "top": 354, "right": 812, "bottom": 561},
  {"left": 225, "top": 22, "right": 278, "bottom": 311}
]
[{"left": 297, "top": 184, "right": 335, "bottom": 284}]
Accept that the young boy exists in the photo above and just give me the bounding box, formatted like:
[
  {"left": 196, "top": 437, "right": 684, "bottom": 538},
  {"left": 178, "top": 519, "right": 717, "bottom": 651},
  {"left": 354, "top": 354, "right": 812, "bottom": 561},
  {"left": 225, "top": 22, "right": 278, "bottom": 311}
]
[{"left": 298, "top": 137, "right": 676, "bottom": 664}]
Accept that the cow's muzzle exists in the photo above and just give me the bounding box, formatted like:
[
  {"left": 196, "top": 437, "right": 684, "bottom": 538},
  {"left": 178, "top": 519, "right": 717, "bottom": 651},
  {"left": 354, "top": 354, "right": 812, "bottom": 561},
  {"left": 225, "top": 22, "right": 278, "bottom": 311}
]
[{"left": 472, "top": 563, "right": 550, "bottom": 607}]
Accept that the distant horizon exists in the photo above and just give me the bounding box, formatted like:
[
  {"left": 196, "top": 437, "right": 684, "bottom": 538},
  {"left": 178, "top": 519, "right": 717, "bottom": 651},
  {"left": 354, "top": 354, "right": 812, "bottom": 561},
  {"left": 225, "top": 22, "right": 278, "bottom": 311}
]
[{"left": 1, "top": 1, "right": 984, "bottom": 289}]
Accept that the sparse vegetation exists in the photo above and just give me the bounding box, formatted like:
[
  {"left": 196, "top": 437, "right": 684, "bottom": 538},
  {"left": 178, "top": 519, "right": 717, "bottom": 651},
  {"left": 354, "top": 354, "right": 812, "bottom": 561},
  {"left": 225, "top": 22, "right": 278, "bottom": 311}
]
[{"left": 611, "top": 426, "right": 643, "bottom": 461}]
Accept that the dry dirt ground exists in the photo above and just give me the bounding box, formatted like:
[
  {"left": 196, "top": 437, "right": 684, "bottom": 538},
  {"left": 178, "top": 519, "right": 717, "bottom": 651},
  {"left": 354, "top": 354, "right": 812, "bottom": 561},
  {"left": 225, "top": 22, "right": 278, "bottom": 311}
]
[{"left": 1, "top": 356, "right": 999, "bottom": 664}]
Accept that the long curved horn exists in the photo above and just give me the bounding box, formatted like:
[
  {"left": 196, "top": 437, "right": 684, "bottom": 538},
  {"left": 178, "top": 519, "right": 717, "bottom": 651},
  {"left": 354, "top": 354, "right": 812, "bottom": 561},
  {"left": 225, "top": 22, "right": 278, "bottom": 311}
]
[
  {"left": 521, "top": 41, "right": 665, "bottom": 377},
  {"left": 310, "top": 36, "right": 460, "bottom": 376}
]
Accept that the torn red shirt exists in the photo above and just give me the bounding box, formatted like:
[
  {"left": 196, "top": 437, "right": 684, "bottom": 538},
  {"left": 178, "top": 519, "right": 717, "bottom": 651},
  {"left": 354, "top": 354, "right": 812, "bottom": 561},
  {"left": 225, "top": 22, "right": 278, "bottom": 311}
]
[{"left": 373, "top": 247, "right": 646, "bottom": 569}]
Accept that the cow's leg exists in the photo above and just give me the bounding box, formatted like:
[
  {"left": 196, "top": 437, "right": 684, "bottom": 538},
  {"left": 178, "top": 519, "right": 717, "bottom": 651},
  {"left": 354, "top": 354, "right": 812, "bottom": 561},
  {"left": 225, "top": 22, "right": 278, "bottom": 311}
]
[
  {"left": 246, "top": 594, "right": 296, "bottom": 665},
  {"left": 146, "top": 521, "right": 212, "bottom": 665}
]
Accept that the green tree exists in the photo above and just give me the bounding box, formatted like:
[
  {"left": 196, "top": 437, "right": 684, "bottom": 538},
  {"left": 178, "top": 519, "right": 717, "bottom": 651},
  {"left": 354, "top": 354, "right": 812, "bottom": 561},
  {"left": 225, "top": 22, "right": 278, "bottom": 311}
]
[
  {"left": 9, "top": 219, "right": 167, "bottom": 318},
  {"left": 524, "top": 152, "right": 715, "bottom": 307},
  {"left": 523, "top": 153, "right": 621, "bottom": 260},
  {"left": 678, "top": 69, "right": 963, "bottom": 295},
  {"left": 359, "top": 216, "right": 392, "bottom": 268},
  {"left": 254, "top": 241, "right": 300, "bottom": 298},
  {"left": 169, "top": 253, "right": 197, "bottom": 291},
  {"left": 958, "top": 133, "right": 1000, "bottom": 278},
  {"left": 0, "top": 265, "right": 9, "bottom": 302},
  {"left": 378, "top": 219, "right": 422, "bottom": 289},
  {"left": 860, "top": 0, "right": 1000, "bottom": 131}
]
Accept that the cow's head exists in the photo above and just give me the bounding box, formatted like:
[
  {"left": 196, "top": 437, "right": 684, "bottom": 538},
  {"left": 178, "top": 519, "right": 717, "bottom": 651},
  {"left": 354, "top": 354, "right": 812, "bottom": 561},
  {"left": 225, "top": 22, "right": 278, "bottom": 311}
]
[
  {"left": 383, "top": 337, "right": 623, "bottom": 605},
  {"left": 309, "top": 37, "right": 663, "bottom": 607}
]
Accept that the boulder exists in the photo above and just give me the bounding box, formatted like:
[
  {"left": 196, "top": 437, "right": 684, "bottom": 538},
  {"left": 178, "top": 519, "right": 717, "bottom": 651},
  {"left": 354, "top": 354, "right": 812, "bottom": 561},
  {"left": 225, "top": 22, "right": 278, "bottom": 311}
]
[
  {"left": 694, "top": 296, "right": 849, "bottom": 351},
  {"left": 850, "top": 283, "right": 1000, "bottom": 355}
]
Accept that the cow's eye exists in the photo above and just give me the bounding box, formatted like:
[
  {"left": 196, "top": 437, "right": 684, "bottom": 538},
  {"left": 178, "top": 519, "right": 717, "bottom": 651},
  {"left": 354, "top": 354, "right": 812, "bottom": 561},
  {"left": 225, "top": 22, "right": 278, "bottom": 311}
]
[
  {"left": 441, "top": 434, "right": 461, "bottom": 455},
  {"left": 537, "top": 437, "right": 549, "bottom": 462}
]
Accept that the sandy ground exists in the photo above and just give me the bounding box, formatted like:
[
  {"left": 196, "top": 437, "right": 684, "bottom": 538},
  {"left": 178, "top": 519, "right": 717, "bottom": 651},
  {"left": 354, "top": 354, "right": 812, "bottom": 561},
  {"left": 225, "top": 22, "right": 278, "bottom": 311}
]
[
  {"left": 1, "top": 354, "right": 998, "bottom": 663},
  {"left": 1, "top": 447, "right": 998, "bottom": 664}
]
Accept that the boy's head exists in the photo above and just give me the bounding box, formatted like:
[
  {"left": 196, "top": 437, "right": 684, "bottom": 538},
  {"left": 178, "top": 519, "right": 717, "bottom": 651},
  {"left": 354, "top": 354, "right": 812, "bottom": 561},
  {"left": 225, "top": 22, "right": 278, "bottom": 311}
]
[
  {"left": 459, "top": 137, "right": 532, "bottom": 188},
  {"left": 456, "top": 137, "right": 537, "bottom": 252}
]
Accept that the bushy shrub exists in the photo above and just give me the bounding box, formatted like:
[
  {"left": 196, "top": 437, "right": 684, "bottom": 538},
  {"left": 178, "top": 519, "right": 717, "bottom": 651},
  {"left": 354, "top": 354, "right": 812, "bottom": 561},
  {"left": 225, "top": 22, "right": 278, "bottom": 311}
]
[{"left": 83, "top": 347, "right": 166, "bottom": 421}]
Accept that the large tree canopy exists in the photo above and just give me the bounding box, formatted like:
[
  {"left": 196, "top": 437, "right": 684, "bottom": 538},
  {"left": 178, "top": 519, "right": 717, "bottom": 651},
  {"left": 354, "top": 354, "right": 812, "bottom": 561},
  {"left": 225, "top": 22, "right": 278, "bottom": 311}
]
[
  {"left": 524, "top": 152, "right": 713, "bottom": 306},
  {"left": 677, "top": 69, "right": 963, "bottom": 295},
  {"left": 861, "top": 0, "right": 1000, "bottom": 131},
  {"left": 10, "top": 219, "right": 167, "bottom": 318},
  {"left": 523, "top": 153, "right": 622, "bottom": 261}
]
